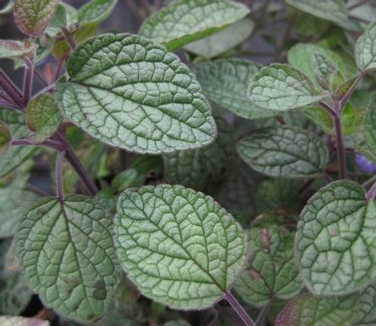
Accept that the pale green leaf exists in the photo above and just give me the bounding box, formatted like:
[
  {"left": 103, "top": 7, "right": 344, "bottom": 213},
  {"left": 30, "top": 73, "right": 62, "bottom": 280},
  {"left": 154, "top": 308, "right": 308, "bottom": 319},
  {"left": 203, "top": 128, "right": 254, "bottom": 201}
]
[
  {"left": 355, "top": 21, "right": 376, "bottom": 72},
  {"left": 184, "top": 18, "right": 254, "bottom": 59},
  {"left": 46, "top": 3, "right": 78, "bottom": 36},
  {"left": 275, "top": 293, "right": 357, "bottom": 326},
  {"left": 195, "top": 59, "right": 278, "bottom": 119},
  {"left": 237, "top": 126, "right": 329, "bottom": 178},
  {"left": 78, "top": 0, "right": 117, "bottom": 25},
  {"left": 26, "top": 93, "right": 62, "bottom": 141},
  {"left": 0, "top": 108, "right": 37, "bottom": 177},
  {"left": 139, "top": 0, "right": 250, "bottom": 51},
  {"left": 0, "top": 39, "right": 36, "bottom": 59},
  {"left": 0, "top": 120, "right": 11, "bottom": 155},
  {"left": 285, "top": 0, "right": 348, "bottom": 24},
  {"left": 114, "top": 184, "right": 247, "bottom": 310},
  {"left": 14, "top": 0, "right": 59, "bottom": 36},
  {"left": 295, "top": 180, "right": 376, "bottom": 295},
  {"left": 17, "top": 196, "right": 121, "bottom": 323},
  {"left": 354, "top": 283, "right": 376, "bottom": 325},
  {"left": 235, "top": 226, "right": 302, "bottom": 307},
  {"left": 57, "top": 33, "right": 216, "bottom": 154},
  {"left": 0, "top": 317, "right": 49, "bottom": 326},
  {"left": 0, "top": 175, "right": 39, "bottom": 238},
  {"left": 248, "top": 64, "right": 326, "bottom": 111}
]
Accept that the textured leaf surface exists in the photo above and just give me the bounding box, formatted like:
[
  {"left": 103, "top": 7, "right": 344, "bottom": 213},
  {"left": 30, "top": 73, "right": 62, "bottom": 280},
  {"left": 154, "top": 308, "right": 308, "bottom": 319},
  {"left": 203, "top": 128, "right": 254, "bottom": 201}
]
[
  {"left": 139, "top": 0, "right": 250, "bottom": 51},
  {"left": 0, "top": 176, "right": 39, "bottom": 238},
  {"left": 275, "top": 293, "right": 357, "bottom": 326},
  {"left": 354, "top": 283, "right": 376, "bottom": 325},
  {"left": 0, "top": 121, "right": 11, "bottom": 155},
  {"left": 237, "top": 126, "right": 329, "bottom": 178},
  {"left": 114, "top": 184, "right": 247, "bottom": 309},
  {"left": 14, "top": 0, "right": 59, "bottom": 36},
  {"left": 285, "top": 0, "right": 347, "bottom": 24},
  {"left": 195, "top": 59, "right": 277, "bottom": 120},
  {"left": 355, "top": 21, "right": 376, "bottom": 72},
  {"left": 0, "top": 108, "right": 37, "bottom": 177},
  {"left": 235, "top": 226, "right": 302, "bottom": 307},
  {"left": 17, "top": 196, "right": 121, "bottom": 323},
  {"left": 248, "top": 64, "right": 326, "bottom": 111},
  {"left": 295, "top": 180, "right": 376, "bottom": 295},
  {"left": 0, "top": 40, "right": 36, "bottom": 59},
  {"left": 57, "top": 34, "right": 216, "bottom": 154},
  {"left": 78, "top": 0, "right": 117, "bottom": 24},
  {"left": 26, "top": 93, "right": 62, "bottom": 141},
  {"left": 0, "top": 317, "right": 49, "bottom": 326},
  {"left": 184, "top": 19, "right": 254, "bottom": 59}
]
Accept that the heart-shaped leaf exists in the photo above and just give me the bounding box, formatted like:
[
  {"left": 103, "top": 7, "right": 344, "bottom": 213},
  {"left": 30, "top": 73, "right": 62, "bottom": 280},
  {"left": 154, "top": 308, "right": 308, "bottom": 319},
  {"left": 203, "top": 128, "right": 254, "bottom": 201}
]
[
  {"left": 248, "top": 64, "right": 326, "bottom": 111},
  {"left": 57, "top": 33, "right": 216, "bottom": 154},
  {"left": 237, "top": 126, "right": 329, "bottom": 178},
  {"left": 295, "top": 180, "right": 376, "bottom": 295},
  {"left": 139, "top": 0, "right": 250, "bottom": 51},
  {"left": 17, "top": 196, "right": 121, "bottom": 323},
  {"left": 114, "top": 184, "right": 247, "bottom": 310},
  {"left": 14, "top": 0, "right": 59, "bottom": 36}
]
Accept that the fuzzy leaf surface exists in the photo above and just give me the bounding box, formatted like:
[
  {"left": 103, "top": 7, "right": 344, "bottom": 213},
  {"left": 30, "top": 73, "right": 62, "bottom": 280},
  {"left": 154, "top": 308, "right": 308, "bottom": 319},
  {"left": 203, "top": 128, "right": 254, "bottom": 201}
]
[
  {"left": 275, "top": 293, "right": 357, "bottom": 326},
  {"left": 248, "top": 64, "right": 326, "bottom": 111},
  {"left": 295, "top": 180, "right": 376, "bottom": 295},
  {"left": 195, "top": 59, "right": 277, "bottom": 119},
  {"left": 237, "top": 126, "right": 329, "bottom": 178},
  {"left": 57, "top": 34, "right": 216, "bottom": 154},
  {"left": 114, "top": 184, "right": 247, "bottom": 310},
  {"left": 285, "top": 0, "right": 347, "bottom": 24},
  {"left": 139, "top": 0, "right": 250, "bottom": 51},
  {"left": 14, "top": 0, "right": 59, "bottom": 36},
  {"left": 17, "top": 196, "right": 121, "bottom": 323},
  {"left": 355, "top": 21, "right": 376, "bottom": 72}
]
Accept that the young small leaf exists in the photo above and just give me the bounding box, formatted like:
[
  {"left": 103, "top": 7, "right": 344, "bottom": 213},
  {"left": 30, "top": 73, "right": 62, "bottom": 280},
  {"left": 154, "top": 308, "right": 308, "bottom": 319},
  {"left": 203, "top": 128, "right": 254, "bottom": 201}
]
[
  {"left": 14, "top": 0, "right": 59, "bottom": 36},
  {"left": 57, "top": 33, "right": 216, "bottom": 154},
  {"left": 78, "top": 0, "right": 117, "bottom": 25},
  {"left": 194, "top": 59, "right": 278, "bottom": 120},
  {"left": 237, "top": 126, "right": 329, "bottom": 178},
  {"left": 17, "top": 196, "right": 121, "bottom": 323},
  {"left": 275, "top": 293, "right": 357, "bottom": 326},
  {"left": 25, "top": 93, "right": 62, "bottom": 141},
  {"left": 139, "top": 0, "right": 250, "bottom": 51},
  {"left": 0, "top": 40, "right": 36, "bottom": 59},
  {"left": 355, "top": 21, "right": 376, "bottom": 72},
  {"left": 285, "top": 0, "right": 347, "bottom": 24},
  {"left": 295, "top": 180, "right": 376, "bottom": 295},
  {"left": 114, "top": 184, "right": 247, "bottom": 310},
  {"left": 248, "top": 64, "right": 326, "bottom": 111}
]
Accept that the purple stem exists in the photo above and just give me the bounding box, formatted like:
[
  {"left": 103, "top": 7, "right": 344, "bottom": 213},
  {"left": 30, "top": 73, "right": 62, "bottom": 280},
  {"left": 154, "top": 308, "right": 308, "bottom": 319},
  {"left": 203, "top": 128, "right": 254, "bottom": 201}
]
[
  {"left": 56, "top": 150, "right": 66, "bottom": 202},
  {"left": 22, "top": 57, "right": 35, "bottom": 108},
  {"left": 0, "top": 69, "right": 24, "bottom": 108},
  {"left": 332, "top": 106, "right": 347, "bottom": 179},
  {"left": 224, "top": 290, "right": 256, "bottom": 326},
  {"left": 366, "top": 180, "right": 376, "bottom": 202}
]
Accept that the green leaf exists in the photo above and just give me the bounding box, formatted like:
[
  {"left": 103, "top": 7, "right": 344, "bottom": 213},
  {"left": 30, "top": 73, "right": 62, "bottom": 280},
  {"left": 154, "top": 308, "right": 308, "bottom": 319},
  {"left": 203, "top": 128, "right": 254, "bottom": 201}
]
[
  {"left": 17, "top": 196, "right": 121, "bottom": 323},
  {"left": 355, "top": 21, "right": 376, "bottom": 72},
  {"left": 184, "top": 18, "right": 254, "bottom": 59},
  {"left": 295, "top": 180, "right": 376, "bottom": 295},
  {"left": 0, "top": 175, "right": 39, "bottom": 238},
  {"left": 195, "top": 59, "right": 278, "bottom": 120},
  {"left": 0, "top": 1, "right": 14, "bottom": 14},
  {"left": 25, "top": 93, "right": 62, "bottom": 141},
  {"left": 285, "top": 0, "right": 347, "bottom": 24},
  {"left": 0, "top": 39, "right": 36, "bottom": 59},
  {"left": 14, "top": 0, "right": 59, "bottom": 36},
  {"left": 139, "top": 0, "right": 250, "bottom": 51},
  {"left": 46, "top": 3, "right": 78, "bottom": 37},
  {"left": 354, "top": 283, "right": 376, "bottom": 325},
  {"left": 248, "top": 64, "right": 326, "bottom": 111},
  {"left": 365, "top": 103, "right": 376, "bottom": 156},
  {"left": 0, "top": 108, "right": 37, "bottom": 178},
  {"left": 237, "top": 126, "right": 329, "bottom": 178},
  {"left": 78, "top": 0, "right": 117, "bottom": 25},
  {"left": 235, "top": 226, "right": 302, "bottom": 307},
  {"left": 114, "top": 184, "right": 247, "bottom": 310},
  {"left": 0, "top": 317, "right": 49, "bottom": 326},
  {"left": 57, "top": 33, "right": 216, "bottom": 154},
  {"left": 275, "top": 293, "right": 357, "bottom": 326},
  {"left": 0, "top": 120, "right": 11, "bottom": 155},
  {"left": 163, "top": 141, "right": 226, "bottom": 191}
]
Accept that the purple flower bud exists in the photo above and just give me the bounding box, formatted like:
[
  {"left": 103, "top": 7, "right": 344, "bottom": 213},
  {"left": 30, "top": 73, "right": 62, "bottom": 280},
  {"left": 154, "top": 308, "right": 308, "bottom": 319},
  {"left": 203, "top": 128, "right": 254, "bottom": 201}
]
[{"left": 356, "top": 153, "right": 376, "bottom": 173}]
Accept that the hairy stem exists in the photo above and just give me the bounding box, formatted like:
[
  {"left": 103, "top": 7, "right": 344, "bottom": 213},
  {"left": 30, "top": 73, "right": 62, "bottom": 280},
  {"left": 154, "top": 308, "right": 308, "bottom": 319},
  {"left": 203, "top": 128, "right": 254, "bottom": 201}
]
[{"left": 224, "top": 290, "right": 256, "bottom": 326}]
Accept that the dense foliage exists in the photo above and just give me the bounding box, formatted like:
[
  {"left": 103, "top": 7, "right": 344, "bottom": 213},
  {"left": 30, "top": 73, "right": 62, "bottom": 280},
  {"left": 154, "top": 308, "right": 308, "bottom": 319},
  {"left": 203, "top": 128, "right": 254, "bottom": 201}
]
[{"left": 1, "top": 0, "right": 376, "bottom": 325}]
